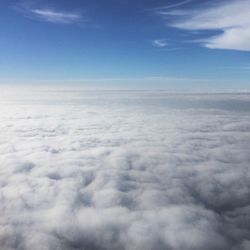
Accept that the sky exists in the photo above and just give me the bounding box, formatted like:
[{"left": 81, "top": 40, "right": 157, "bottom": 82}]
[{"left": 0, "top": 0, "right": 250, "bottom": 89}]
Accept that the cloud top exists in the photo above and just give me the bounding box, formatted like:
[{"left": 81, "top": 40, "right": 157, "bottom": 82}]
[{"left": 0, "top": 89, "right": 250, "bottom": 250}]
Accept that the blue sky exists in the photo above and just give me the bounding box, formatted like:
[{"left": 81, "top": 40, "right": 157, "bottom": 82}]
[{"left": 0, "top": 0, "right": 250, "bottom": 89}]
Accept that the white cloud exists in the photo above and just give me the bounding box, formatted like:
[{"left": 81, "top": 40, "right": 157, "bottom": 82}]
[
  {"left": 155, "top": 0, "right": 193, "bottom": 11},
  {"left": 158, "top": 0, "right": 250, "bottom": 51},
  {"left": 0, "top": 88, "right": 250, "bottom": 249},
  {"left": 30, "top": 9, "right": 81, "bottom": 24},
  {"left": 152, "top": 39, "right": 168, "bottom": 48},
  {"left": 13, "top": 3, "right": 82, "bottom": 25}
]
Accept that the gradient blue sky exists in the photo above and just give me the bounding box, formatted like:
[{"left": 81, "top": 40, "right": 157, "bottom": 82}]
[{"left": 0, "top": 0, "right": 250, "bottom": 89}]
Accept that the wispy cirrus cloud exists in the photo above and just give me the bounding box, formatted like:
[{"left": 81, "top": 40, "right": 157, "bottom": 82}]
[
  {"left": 30, "top": 9, "right": 82, "bottom": 24},
  {"left": 13, "top": 3, "right": 82, "bottom": 25},
  {"left": 155, "top": 0, "right": 193, "bottom": 12},
  {"left": 157, "top": 0, "right": 250, "bottom": 52}
]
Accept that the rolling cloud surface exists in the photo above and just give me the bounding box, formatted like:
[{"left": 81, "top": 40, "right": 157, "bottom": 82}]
[{"left": 0, "top": 89, "right": 250, "bottom": 250}]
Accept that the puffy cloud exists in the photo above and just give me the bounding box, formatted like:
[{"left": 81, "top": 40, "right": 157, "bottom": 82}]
[
  {"left": 152, "top": 39, "right": 168, "bottom": 48},
  {"left": 0, "top": 89, "right": 250, "bottom": 250}
]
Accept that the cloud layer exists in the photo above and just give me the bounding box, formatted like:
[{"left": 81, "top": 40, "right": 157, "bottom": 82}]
[
  {"left": 0, "top": 89, "right": 250, "bottom": 250},
  {"left": 158, "top": 0, "right": 250, "bottom": 51}
]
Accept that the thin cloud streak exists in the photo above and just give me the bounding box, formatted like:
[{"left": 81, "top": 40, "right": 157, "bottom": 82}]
[
  {"left": 30, "top": 9, "right": 81, "bottom": 24},
  {"left": 155, "top": 0, "right": 193, "bottom": 11},
  {"left": 13, "top": 3, "right": 83, "bottom": 25}
]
